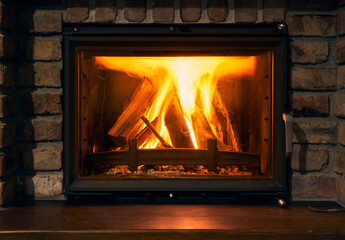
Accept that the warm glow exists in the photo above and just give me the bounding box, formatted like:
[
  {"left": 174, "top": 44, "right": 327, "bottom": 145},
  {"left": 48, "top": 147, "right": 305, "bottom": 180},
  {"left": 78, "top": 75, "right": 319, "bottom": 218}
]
[{"left": 95, "top": 56, "right": 257, "bottom": 150}]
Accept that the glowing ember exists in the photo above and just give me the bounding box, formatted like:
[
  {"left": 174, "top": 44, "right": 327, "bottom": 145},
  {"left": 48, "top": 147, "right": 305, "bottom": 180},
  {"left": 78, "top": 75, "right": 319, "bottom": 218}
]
[{"left": 95, "top": 56, "right": 257, "bottom": 151}]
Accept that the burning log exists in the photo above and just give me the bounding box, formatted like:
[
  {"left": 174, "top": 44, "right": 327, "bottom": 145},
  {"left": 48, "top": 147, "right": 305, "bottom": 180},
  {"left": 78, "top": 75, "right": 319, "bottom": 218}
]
[
  {"left": 191, "top": 104, "right": 230, "bottom": 151},
  {"left": 108, "top": 77, "right": 156, "bottom": 139},
  {"left": 212, "top": 90, "right": 242, "bottom": 151},
  {"left": 164, "top": 92, "right": 194, "bottom": 148},
  {"left": 136, "top": 117, "right": 158, "bottom": 147},
  {"left": 141, "top": 116, "right": 173, "bottom": 148}
]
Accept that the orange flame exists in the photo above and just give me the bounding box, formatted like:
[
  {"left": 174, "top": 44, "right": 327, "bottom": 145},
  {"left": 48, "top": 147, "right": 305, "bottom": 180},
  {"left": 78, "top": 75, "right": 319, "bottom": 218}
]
[{"left": 95, "top": 56, "right": 257, "bottom": 150}]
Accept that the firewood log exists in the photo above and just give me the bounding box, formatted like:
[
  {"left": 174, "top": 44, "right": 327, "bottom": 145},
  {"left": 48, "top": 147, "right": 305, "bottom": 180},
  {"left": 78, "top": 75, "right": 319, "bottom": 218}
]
[
  {"left": 191, "top": 104, "right": 230, "bottom": 151},
  {"left": 136, "top": 117, "right": 158, "bottom": 147},
  {"left": 108, "top": 77, "right": 156, "bottom": 139},
  {"left": 212, "top": 90, "right": 241, "bottom": 152},
  {"left": 164, "top": 92, "right": 194, "bottom": 148}
]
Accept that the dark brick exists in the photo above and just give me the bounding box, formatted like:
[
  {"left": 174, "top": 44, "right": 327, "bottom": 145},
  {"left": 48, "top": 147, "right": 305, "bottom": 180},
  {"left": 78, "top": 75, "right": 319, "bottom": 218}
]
[
  {"left": 263, "top": 0, "right": 285, "bottom": 22},
  {"left": 19, "top": 10, "right": 62, "bottom": 33},
  {"left": 0, "top": 3, "right": 15, "bottom": 29},
  {"left": 235, "top": 0, "right": 257, "bottom": 23},
  {"left": 24, "top": 172, "right": 62, "bottom": 197},
  {"left": 336, "top": 39, "right": 345, "bottom": 64},
  {"left": 291, "top": 147, "right": 328, "bottom": 172},
  {"left": 292, "top": 120, "right": 337, "bottom": 144},
  {"left": 0, "top": 35, "right": 16, "bottom": 59},
  {"left": 291, "top": 40, "right": 329, "bottom": 64},
  {"left": 0, "top": 95, "right": 16, "bottom": 118},
  {"left": 340, "top": 122, "right": 345, "bottom": 146},
  {"left": 124, "top": 0, "right": 146, "bottom": 22},
  {"left": 180, "top": 0, "right": 201, "bottom": 22},
  {"left": 0, "top": 177, "right": 16, "bottom": 206},
  {"left": 26, "top": 37, "right": 61, "bottom": 61},
  {"left": 292, "top": 175, "right": 336, "bottom": 198},
  {"left": 289, "top": 0, "right": 336, "bottom": 10},
  {"left": 288, "top": 15, "right": 336, "bottom": 37},
  {"left": 292, "top": 93, "right": 329, "bottom": 117},
  {"left": 153, "top": 0, "right": 174, "bottom": 23},
  {"left": 17, "top": 0, "right": 63, "bottom": 7},
  {"left": 17, "top": 63, "right": 61, "bottom": 87},
  {"left": 0, "top": 64, "right": 14, "bottom": 87},
  {"left": 23, "top": 143, "right": 62, "bottom": 171},
  {"left": 338, "top": 177, "right": 345, "bottom": 205},
  {"left": 338, "top": 11, "right": 345, "bottom": 36},
  {"left": 208, "top": 0, "right": 228, "bottom": 22},
  {"left": 338, "top": 66, "right": 345, "bottom": 89},
  {"left": 335, "top": 92, "right": 345, "bottom": 118},
  {"left": 0, "top": 122, "right": 15, "bottom": 148},
  {"left": 67, "top": 0, "right": 88, "bottom": 22},
  {"left": 24, "top": 92, "right": 61, "bottom": 115},
  {"left": 339, "top": 0, "right": 345, "bottom": 6},
  {"left": 21, "top": 117, "right": 62, "bottom": 142},
  {"left": 0, "top": 150, "right": 18, "bottom": 177},
  {"left": 334, "top": 151, "right": 345, "bottom": 175},
  {"left": 95, "top": 0, "right": 116, "bottom": 22},
  {"left": 291, "top": 68, "right": 336, "bottom": 90}
]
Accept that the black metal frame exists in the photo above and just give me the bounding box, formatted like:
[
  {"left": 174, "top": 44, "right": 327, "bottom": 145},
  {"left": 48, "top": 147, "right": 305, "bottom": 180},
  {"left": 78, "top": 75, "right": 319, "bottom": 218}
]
[{"left": 63, "top": 24, "right": 288, "bottom": 197}]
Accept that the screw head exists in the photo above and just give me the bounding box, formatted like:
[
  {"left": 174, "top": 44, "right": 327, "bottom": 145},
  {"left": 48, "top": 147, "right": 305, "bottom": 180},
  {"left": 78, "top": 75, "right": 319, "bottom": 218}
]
[
  {"left": 169, "top": 26, "right": 175, "bottom": 32},
  {"left": 278, "top": 23, "right": 286, "bottom": 30},
  {"left": 169, "top": 193, "right": 173, "bottom": 198},
  {"left": 73, "top": 27, "right": 79, "bottom": 32},
  {"left": 277, "top": 199, "right": 286, "bottom": 207}
]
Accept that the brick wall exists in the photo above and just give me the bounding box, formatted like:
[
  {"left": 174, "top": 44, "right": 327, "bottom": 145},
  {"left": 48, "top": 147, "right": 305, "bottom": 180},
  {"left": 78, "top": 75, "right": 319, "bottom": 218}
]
[{"left": 0, "top": 0, "right": 344, "bottom": 205}]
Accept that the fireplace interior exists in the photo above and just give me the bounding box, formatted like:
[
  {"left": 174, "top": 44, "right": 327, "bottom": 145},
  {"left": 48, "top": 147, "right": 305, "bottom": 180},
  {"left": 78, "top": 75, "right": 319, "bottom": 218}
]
[{"left": 64, "top": 25, "right": 287, "bottom": 196}]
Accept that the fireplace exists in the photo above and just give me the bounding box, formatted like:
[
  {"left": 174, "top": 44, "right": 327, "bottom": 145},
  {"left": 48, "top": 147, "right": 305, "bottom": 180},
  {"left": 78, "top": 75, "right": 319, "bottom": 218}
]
[{"left": 63, "top": 24, "right": 288, "bottom": 196}]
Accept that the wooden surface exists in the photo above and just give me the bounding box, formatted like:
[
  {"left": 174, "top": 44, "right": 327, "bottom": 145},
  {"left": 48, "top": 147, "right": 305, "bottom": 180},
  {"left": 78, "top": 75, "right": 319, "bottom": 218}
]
[{"left": 0, "top": 201, "right": 344, "bottom": 240}]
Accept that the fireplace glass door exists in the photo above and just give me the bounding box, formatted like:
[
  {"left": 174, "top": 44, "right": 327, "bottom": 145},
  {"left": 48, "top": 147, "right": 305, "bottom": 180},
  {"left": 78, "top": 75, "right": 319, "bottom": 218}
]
[{"left": 64, "top": 25, "right": 287, "bottom": 194}]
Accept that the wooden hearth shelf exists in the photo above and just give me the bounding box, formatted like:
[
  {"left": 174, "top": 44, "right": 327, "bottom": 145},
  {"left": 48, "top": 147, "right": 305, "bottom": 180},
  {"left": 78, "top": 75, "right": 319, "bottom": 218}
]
[{"left": 0, "top": 201, "right": 344, "bottom": 239}]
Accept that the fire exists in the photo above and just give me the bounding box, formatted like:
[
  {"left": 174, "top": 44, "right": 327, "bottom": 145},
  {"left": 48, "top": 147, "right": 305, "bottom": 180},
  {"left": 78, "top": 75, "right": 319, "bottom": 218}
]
[{"left": 95, "top": 56, "right": 257, "bottom": 151}]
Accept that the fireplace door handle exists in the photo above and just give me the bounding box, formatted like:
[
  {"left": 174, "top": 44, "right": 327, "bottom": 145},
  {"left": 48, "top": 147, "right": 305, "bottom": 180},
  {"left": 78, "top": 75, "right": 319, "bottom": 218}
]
[{"left": 282, "top": 113, "right": 293, "bottom": 157}]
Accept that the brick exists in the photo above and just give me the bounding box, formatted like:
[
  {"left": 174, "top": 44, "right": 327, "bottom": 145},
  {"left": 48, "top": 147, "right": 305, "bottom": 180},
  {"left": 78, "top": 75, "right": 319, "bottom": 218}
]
[
  {"left": 336, "top": 39, "right": 345, "bottom": 64},
  {"left": 288, "top": 15, "right": 336, "bottom": 37},
  {"left": 0, "top": 64, "right": 14, "bottom": 87},
  {"left": 0, "top": 177, "right": 16, "bottom": 205},
  {"left": 95, "top": 0, "right": 116, "bottom": 22},
  {"left": 153, "top": 0, "right": 174, "bottom": 23},
  {"left": 18, "top": 0, "right": 63, "bottom": 7},
  {"left": 0, "top": 122, "right": 16, "bottom": 148},
  {"left": 292, "top": 121, "right": 337, "bottom": 144},
  {"left": 23, "top": 143, "right": 62, "bottom": 171},
  {"left": 334, "top": 151, "right": 345, "bottom": 175},
  {"left": 26, "top": 37, "right": 61, "bottom": 61},
  {"left": 208, "top": 0, "right": 228, "bottom": 22},
  {"left": 20, "top": 10, "right": 62, "bottom": 33},
  {"left": 0, "top": 35, "right": 16, "bottom": 59},
  {"left": 235, "top": 0, "right": 257, "bottom": 23},
  {"left": 291, "top": 40, "right": 328, "bottom": 64},
  {"left": 67, "top": 0, "right": 88, "bottom": 22},
  {"left": 24, "top": 171, "right": 62, "bottom": 198},
  {"left": 17, "top": 63, "right": 61, "bottom": 87},
  {"left": 0, "top": 3, "right": 15, "bottom": 29},
  {"left": 339, "top": 121, "right": 345, "bottom": 146},
  {"left": 292, "top": 175, "right": 336, "bottom": 198},
  {"left": 21, "top": 117, "right": 62, "bottom": 142},
  {"left": 289, "top": 0, "right": 336, "bottom": 10},
  {"left": 263, "top": 0, "right": 285, "bottom": 22},
  {"left": 338, "top": 11, "right": 345, "bottom": 36},
  {"left": 339, "top": 66, "right": 345, "bottom": 89},
  {"left": 0, "top": 150, "right": 18, "bottom": 177},
  {"left": 291, "top": 68, "right": 336, "bottom": 90},
  {"left": 335, "top": 92, "right": 345, "bottom": 118},
  {"left": 292, "top": 93, "right": 329, "bottom": 117},
  {"left": 340, "top": 0, "right": 345, "bottom": 6},
  {"left": 291, "top": 146, "right": 328, "bottom": 172},
  {"left": 338, "top": 177, "right": 345, "bottom": 205},
  {"left": 24, "top": 92, "right": 61, "bottom": 115},
  {"left": 124, "top": 0, "right": 146, "bottom": 22},
  {"left": 180, "top": 0, "right": 201, "bottom": 22},
  {"left": 0, "top": 95, "right": 16, "bottom": 118}
]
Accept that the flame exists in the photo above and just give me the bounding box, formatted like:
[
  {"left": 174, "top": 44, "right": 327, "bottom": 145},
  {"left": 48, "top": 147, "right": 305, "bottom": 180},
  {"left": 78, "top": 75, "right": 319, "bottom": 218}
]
[{"left": 95, "top": 56, "right": 257, "bottom": 150}]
